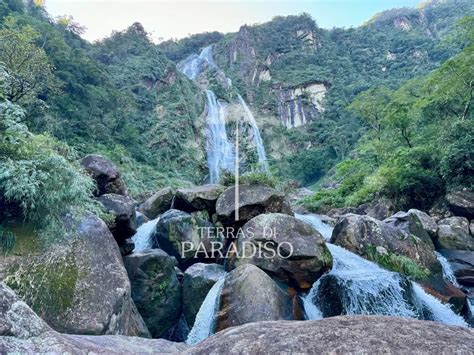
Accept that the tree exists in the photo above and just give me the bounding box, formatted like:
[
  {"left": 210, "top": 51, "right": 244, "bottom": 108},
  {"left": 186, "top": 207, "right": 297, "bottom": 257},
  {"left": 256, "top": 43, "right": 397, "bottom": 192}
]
[{"left": 0, "top": 16, "right": 60, "bottom": 107}]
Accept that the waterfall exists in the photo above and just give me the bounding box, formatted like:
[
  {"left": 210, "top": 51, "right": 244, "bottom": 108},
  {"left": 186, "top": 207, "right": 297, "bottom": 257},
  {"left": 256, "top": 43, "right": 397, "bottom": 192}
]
[
  {"left": 237, "top": 95, "right": 268, "bottom": 171},
  {"left": 295, "top": 214, "right": 333, "bottom": 241},
  {"left": 186, "top": 276, "right": 226, "bottom": 345},
  {"left": 131, "top": 217, "right": 159, "bottom": 252},
  {"left": 205, "top": 90, "right": 235, "bottom": 183},
  {"left": 298, "top": 214, "right": 468, "bottom": 327},
  {"left": 178, "top": 45, "right": 215, "bottom": 80},
  {"left": 435, "top": 251, "right": 461, "bottom": 287}
]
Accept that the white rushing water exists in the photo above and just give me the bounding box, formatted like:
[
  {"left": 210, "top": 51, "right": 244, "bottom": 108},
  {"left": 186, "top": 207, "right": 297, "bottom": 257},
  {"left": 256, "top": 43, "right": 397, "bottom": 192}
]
[
  {"left": 298, "top": 214, "right": 467, "bottom": 327},
  {"left": 178, "top": 45, "right": 215, "bottom": 80},
  {"left": 296, "top": 213, "right": 333, "bottom": 241},
  {"left": 205, "top": 90, "right": 235, "bottom": 183},
  {"left": 131, "top": 217, "right": 159, "bottom": 252},
  {"left": 186, "top": 276, "right": 226, "bottom": 345},
  {"left": 237, "top": 94, "right": 268, "bottom": 172},
  {"left": 435, "top": 251, "right": 461, "bottom": 288}
]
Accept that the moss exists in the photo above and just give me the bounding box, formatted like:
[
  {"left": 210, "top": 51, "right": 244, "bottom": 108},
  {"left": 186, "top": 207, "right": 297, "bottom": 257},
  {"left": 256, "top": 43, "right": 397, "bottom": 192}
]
[{"left": 365, "top": 244, "right": 430, "bottom": 280}]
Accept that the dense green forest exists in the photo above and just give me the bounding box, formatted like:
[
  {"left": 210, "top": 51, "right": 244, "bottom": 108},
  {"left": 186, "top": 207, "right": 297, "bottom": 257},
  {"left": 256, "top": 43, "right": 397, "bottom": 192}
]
[{"left": 0, "top": 0, "right": 473, "bottom": 241}]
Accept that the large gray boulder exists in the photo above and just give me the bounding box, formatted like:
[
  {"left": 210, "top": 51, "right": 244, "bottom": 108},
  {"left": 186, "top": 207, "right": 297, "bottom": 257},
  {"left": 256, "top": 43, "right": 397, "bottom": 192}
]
[
  {"left": 174, "top": 184, "right": 225, "bottom": 213},
  {"left": 446, "top": 190, "right": 474, "bottom": 219},
  {"left": 188, "top": 316, "right": 474, "bottom": 354},
  {"left": 3, "top": 214, "right": 149, "bottom": 337},
  {"left": 97, "top": 193, "right": 137, "bottom": 242},
  {"left": 138, "top": 187, "right": 175, "bottom": 219},
  {"left": 357, "top": 198, "right": 396, "bottom": 220},
  {"left": 153, "top": 209, "right": 216, "bottom": 267},
  {"left": 124, "top": 249, "right": 182, "bottom": 338},
  {"left": 331, "top": 213, "right": 439, "bottom": 271},
  {"left": 81, "top": 154, "right": 127, "bottom": 196},
  {"left": 0, "top": 283, "right": 188, "bottom": 353},
  {"left": 407, "top": 209, "right": 438, "bottom": 237},
  {"left": 183, "top": 263, "right": 226, "bottom": 327},
  {"left": 440, "top": 250, "right": 474, "bottom": 286},
  {"left": 215, "top": 264, "right": 295, "bottom": 332},
  {"left": 436, "top": 217, "right": 474, "bottom": 251},
  {"left": 215, "top": 185, "right": 292, "bottom": 224},
  {"left": 230, "top": 213, "right": 332, "bottom": 289}
]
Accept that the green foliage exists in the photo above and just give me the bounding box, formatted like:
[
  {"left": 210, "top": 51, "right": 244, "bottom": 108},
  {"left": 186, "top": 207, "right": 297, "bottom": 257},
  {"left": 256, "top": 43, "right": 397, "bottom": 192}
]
[
  {"left": 219, "top": 170, "right": 279, "bottom": 188},
  {"left": 0, "top": 225, "right": 16, "bottom": 255},
  {"left": 365, "top": 244, "right": 430, "bottom": 280},
  {"left": 159, "top": 31, "right": 224, "bottom": 62}
]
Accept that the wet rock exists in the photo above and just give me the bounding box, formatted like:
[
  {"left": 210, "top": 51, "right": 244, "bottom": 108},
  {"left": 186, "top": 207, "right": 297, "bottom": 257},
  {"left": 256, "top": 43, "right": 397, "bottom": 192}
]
[
  {"left": 3, "top": 214, "right": 149, "bottom": 337},
  {"left": 446, "top": 190, "right": 474, "bottom": 219},
  {"left": 174, "top": 184, "right": 225, "bottom": 213},
  {"left": 123, "top": 249, "right": 182, "bottom": 338},
  {"left": 440, "top": 250, "right": 474, "bottom": 286},
  {"left": 230, "top": 213, "right": 332, "bottom": 289},
  {"left": 182, "top": 263, "right": 226, "bottom": 327},
  {"left": 436, "top": 217, "right": 474, "bottom": 251},
  {"left": 215, "top": 264, "right": 294, "bottom": 332},
  {"left": 81, "top": 154, "right": 127, "bottom": 196},
  {"left": 138, "top": 187, "right": 175, "bottom": 219},
  {"left": 135, "top": 211, "right": 149, "bottom": 228},
  {"left": 97, "top": 193, "right": 137, "bottom": 243}
]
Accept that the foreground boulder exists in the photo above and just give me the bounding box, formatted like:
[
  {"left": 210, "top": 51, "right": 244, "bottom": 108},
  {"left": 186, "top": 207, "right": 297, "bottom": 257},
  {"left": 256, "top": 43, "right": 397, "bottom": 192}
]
[
  {"left": 216, "top": 185, "right": 292, "bottom": 224},
  {"left": 183, "top": 263, "right": 226, "bottom": 327},
  {"left": 446, "top": 190, "right": 474, "bottom": 219},
  {"left": 97, "top": 193, "right": 137, "bottom": 242},
  {"left": 230, "top": 213, "right": 332, "bottom": 289},
  {"left": 189, "top": 316, "right": 474, "bottom": 354},
  {"left": 331, "top": 213, "right": 439, "bottom": 271},
  {"left": 436, "top": 217, "right": 474, "bottom": 251},
  {"left": 4, "top": 214, "right": 149, "bottom": 337},
  {"left": 124, "top": 250, "right": 182, "bottom": 338},
  {"left": 81, "top": 154, "right": 127, "bottom": 196},
  {"left": 153, "top": 209, "right": 216, "bottom": 268},
  {"left": 138, "top": 187, "right": 175, "bottom": 219},
  {"left": 173, "top": 185, "right": 225, "bottom": 213},
  {"left": 440, "top": 250, "right": 474, "bottom": 286},
  {"left": 0, "top": 283, "right": 188, "bottom": 353},
  {"left": 215, "top": 264, "right": 295, "bottom": 332}
]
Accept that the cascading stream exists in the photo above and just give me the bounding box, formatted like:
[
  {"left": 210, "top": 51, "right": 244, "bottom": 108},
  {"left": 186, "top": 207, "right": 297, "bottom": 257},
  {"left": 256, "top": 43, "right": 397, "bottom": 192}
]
[
  {"left": 186, "top": 276, "right": 226, "bottom": 345},
  {"left": 435, "top": 251, "right": 461, "bottom": 287},
  {"left": 297, "top": 214, "right": 467, "bottom": 327},
  {"left": 131, "top": 217, "right": 159, "bottom": 252}
]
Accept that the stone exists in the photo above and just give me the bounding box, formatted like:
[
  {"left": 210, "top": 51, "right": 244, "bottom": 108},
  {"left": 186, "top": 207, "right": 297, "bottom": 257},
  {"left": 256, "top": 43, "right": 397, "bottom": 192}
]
[
  {"left": 440, "top": 250, "right": 474, "bottom": 286},
  {"left": 446, "top": 190, "right": 474, "bottom": 219},
  {"left": 215, "top": 185, "right": 292, "bottom": 224},
  {"left": 182, "top": 263, "right": 226, "bottom": 327},
  {"left": 3, "top": 214, "right": 149, "bottom": 337},
  {"left": 97, "top": 193, "right": 137, "bottom": 242},
  {"left": 80, "top": 154, "right": 127, "bottom": 196},
  {"left": 138, "top": 187, "right": 175, "bottom": 219},
  {"left": 189, "top": 316, "right": 474, "bottom": 354},
  {"left": 407, "top": 209, "right": 438, "bottom": 237},
  {"left": 230, "top": 213, "right": 332, "bottom": 289},
  {"left": 357, "top": 198, "right": 396, "bottom": 220},
  {"left": 436, "top": 217, "right": 474, "bottom": 251},
  {"left": 215, "top": 264, "right": 295, "bottom": 332},
  {"left": 0, "top": 283, "right": 188, "bottom": 353},
  {"left": 135, "top": 211, "right": 150, "bottom": 228},
  {"left": 173, "top": 185, "right": 225, "bottom": 213},
  {"left": 123, "top": 249, "right": 182, "bottom": 338}
]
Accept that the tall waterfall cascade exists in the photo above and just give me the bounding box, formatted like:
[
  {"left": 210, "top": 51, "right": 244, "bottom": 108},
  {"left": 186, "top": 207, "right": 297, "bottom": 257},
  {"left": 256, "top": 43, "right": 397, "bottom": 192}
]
[
  {"left": 186, "top": 276, "right": 226, "bottom": 345},
  {"left": 178, "top": 45, "right": 268, "bottom": 183},
  {"left": 297, "top": 214, "right": 467, "bottom": 327}
]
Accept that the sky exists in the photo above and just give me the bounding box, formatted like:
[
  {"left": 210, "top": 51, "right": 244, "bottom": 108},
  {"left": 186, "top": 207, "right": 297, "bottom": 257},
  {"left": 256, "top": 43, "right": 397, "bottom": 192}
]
[{"left": 45, "top": 0, "right": 422, "bottom": 43}]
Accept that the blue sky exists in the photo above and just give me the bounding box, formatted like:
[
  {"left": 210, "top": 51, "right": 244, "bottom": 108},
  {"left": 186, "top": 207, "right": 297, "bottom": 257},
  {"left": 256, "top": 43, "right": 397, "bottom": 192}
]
[{"left": 45, "top": 0, "right": 422, "bottom": 42}]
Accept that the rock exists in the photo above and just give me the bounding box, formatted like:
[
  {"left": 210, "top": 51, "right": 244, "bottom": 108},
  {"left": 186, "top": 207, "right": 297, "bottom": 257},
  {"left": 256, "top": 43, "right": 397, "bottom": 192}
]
[
  {"left": 153, "top": 209, "right": 216, "bottom": 268},
  {"left": 407, "top": 209, "right": 438, "bottom": 237},
  {"left": 436, "top": 217, "right": 474, "bottom": 251},
  {"left": 138, "top": 187, "right": 175, "bottom": 219},
  {"left": 3, "top": 214, "right": 149, "bottom": 337},
  {"left": 183, "top": 263, "right": 226, "bottom": 327},
  {"left": 331, "top": 213, "right": 439, "bottom": 271},
  {"left": 446, "top": 190, "right": 474, "bottom": 219},
  {"left": 119, "top": 238, "right": 135, "bottom": 256},
  {"left": 123, "top": 249, "right": 182, "bottom": 338},
  {"left": 215, "top": 264, "right": 295, "bottom": 332},
  {"left": 97, "top": 193, "right": 137, "bottom": 243},
  {"left": 135, "top": 211, "right": 149, "bottom": 228},
  {"left": 357, "top": 198, "right": 395, "bottom": 220},
  {"left": 189, "top": 316, "right": 474, "bottom": 354},
  {"left": 215, "top": 185, "right": 292, "bottom": 224},
  {"left": 173, "top": 185, "right": 225, "bottom": 213},
  {"left": 419, "top": 277, "right": 466, "bottom": 314},
  {"left": 326, "top": 206, "right": 359, "bottom": 219},
  {"left": 80, "top": 154, "right": 127, "bottom": 196},
  {"left": 440, "top": 250, "right": 474, "bottom": 286},
  {"left": 470, "top": 220, "right": 474, "bottom": 236},
  {"left": 0, "top": 283, "right": 189, "bottom": 353},
  {"left": 230, "top": 213, "right": 332, "bottom": 289}
]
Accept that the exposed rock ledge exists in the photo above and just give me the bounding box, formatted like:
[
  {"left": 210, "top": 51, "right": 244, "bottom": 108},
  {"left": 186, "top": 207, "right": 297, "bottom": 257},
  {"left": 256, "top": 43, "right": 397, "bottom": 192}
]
[{"left": 2, "top": 282, "right": 473, "bottom": 353}]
